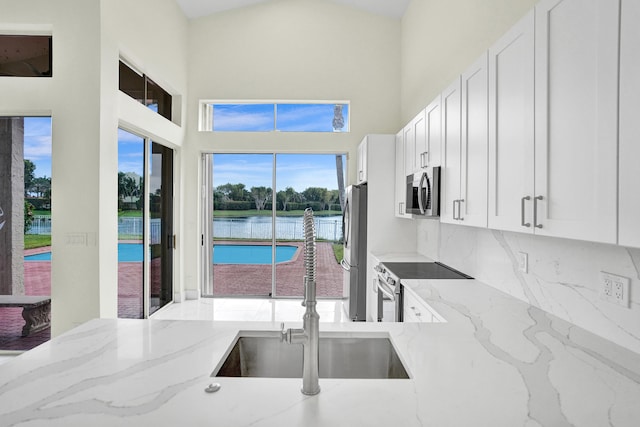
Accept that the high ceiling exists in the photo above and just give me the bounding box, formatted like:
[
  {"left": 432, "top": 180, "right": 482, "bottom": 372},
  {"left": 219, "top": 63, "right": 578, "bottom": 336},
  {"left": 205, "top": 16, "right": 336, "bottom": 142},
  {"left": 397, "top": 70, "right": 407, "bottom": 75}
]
[{"left": 175, "top": 0, "right": 410, "bottom": 19}]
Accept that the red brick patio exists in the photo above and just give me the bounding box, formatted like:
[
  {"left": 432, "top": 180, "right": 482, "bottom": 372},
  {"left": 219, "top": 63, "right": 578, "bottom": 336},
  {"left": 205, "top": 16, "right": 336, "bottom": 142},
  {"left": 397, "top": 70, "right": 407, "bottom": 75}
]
[{"left": 1, "top": 242, "right": 343, "bottom": 351}]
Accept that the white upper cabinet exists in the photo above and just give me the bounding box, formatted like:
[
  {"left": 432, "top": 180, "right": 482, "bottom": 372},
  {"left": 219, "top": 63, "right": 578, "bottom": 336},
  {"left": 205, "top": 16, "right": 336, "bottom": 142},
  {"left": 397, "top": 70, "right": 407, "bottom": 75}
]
[
  {"left": 619, "top": 0, "right": 640, "bottom": 248},
  {"left": 488, "top": 11, "right": 535, "bottom": 233},
  {"left": 443, "top": 53, "right": 488, "bottom": 227},
  {"left": 459, "top": 53, "right": 488, "bottom": 227},
  {"left": 413, "top": 109, "right": 427, "bottom": 171},
  {"left": 424, "top": 96, "right": 442, "bottom": 168},
  {"left": 356, "top": 137, "right": 368, "bottom": 184},
  {"left": 440, "top": 77, "right": 462, "bottom": 224},
  {"left": 403, "top": 118, "right": 415, "bottom": 175},
  {"left": 533, "top": 0, "right": 619, "bottom": 243},
  {"left": 404, "top": 100, "right": 441, "bottom": 175},
  {"left": 488, "top": 2, "right": 619, "bottom": 244},
  {"left": 395, "top": 130, "right": 412, "bottom": 219}
]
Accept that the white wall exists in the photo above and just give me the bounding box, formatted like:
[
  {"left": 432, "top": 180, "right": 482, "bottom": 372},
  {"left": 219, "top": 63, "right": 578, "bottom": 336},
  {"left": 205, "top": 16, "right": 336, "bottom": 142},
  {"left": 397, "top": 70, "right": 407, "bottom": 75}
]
[
  {"left": 0, "top": 0, "right": 188, "bottom": 335},
  {"left": 182, "top": 0, "right": 401, "bottom": 296},
  {"left": 101, "top": 0, "right": 189, "bottom": 303},
  {"left": 401, "top": 0, "right": 535, "bottom": 123},
  {"left": 402, "top": 0, "right": 640, "bottom": 355}
]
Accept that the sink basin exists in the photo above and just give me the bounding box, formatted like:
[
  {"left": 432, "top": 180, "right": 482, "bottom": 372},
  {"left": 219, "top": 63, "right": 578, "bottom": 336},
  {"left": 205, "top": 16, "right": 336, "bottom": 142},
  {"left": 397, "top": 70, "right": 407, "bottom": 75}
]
[{"left": 213, "top": 332, "right": 409, "bottom": 379}]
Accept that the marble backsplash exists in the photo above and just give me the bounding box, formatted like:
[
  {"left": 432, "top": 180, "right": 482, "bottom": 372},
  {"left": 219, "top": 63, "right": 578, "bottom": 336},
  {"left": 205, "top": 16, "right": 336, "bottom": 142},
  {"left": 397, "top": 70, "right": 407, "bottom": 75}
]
[{"left": 416, "top": 220, "right": 640, "bottom": 355}]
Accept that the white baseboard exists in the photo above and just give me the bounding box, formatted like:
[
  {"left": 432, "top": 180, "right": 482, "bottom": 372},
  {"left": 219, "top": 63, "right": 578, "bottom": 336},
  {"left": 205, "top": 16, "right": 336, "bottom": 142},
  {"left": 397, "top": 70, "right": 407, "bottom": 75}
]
[{"left": 185, "top": 289, "right": 200, "bottom": 300}]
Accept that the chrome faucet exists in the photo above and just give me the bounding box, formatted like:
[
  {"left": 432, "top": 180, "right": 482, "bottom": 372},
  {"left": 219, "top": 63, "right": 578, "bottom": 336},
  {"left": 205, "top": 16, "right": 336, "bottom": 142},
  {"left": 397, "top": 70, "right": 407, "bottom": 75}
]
[{"left": 280, "top": 208, "right": 320, "bottom": 395}]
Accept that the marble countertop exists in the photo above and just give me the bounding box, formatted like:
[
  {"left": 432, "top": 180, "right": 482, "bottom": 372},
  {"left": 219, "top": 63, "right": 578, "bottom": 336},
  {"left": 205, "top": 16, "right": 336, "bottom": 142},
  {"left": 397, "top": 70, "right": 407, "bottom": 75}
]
[{"left": 1, "top": 257, "right": 640, "bottom": 426}]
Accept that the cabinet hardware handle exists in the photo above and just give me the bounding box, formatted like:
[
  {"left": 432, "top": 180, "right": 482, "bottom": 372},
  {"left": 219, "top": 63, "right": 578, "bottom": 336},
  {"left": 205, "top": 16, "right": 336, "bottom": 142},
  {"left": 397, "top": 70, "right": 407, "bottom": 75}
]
[
  {"left": 533, "top": 195, "right": 543, "bottom": 229},
  {"left": 399, "top": 202, "right": 405, "bottom": 215},
  {"left": 458, "top": 199, "right": 465, "bottom": 221},
  {"left": 452, "top": 200, "right": 458, "bottom": 220},
  {"left": 521, "top": 196, "right": 531, "bottom": 227}
]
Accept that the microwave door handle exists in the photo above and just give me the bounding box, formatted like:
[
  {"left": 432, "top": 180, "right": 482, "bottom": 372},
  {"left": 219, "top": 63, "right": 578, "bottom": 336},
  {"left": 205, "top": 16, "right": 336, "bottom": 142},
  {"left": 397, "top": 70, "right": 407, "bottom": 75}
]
[{"left": 418, "top": 172, "right": 427, "bottom": 214}]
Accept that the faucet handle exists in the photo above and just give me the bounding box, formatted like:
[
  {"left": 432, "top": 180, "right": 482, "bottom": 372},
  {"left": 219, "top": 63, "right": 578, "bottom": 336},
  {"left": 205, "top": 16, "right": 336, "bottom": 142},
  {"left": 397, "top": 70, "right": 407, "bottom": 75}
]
[
  {"left": 301, "top": 276, "right": 308, "bottom": 306},
  {"left": 279, "top": 322, "right": 287, "bottom": 342}
]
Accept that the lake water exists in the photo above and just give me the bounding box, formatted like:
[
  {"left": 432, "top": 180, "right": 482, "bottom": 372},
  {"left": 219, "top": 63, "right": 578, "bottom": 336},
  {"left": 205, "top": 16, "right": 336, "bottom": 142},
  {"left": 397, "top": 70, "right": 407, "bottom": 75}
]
[{"left": 212, "top": 215, "right": 342, "bottom": 241}]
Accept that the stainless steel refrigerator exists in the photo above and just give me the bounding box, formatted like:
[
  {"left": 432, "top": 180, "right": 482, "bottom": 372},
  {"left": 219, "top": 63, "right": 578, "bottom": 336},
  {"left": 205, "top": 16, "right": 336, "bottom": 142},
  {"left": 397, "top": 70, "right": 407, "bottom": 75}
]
[{"left": 341, "top": 183, "right": 367, "bottom": 321}]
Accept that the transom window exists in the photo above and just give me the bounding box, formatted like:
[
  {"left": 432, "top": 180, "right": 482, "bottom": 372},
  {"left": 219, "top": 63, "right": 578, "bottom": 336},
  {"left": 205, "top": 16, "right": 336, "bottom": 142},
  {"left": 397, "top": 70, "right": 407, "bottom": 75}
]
[
  {"left": 119, "top": 60, "right": 172, "bottom": 121},
  {"left": 200, "top": 101, "right": 350, "bottom": 133},
  {"left": 0, "top": 35, "right": 52, "bottom": 77}
]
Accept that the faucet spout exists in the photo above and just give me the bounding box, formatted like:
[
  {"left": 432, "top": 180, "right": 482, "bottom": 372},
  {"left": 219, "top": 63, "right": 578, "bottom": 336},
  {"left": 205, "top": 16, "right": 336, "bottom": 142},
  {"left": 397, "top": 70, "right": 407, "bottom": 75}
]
[{"left": 282, "top": 208, "right": 320, "bottom": 395}]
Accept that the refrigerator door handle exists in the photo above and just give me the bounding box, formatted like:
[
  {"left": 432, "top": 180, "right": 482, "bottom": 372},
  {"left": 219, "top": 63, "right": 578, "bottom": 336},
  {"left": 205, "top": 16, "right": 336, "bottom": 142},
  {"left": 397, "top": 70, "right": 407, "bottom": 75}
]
[{"left": 340, "top": 259, "right": 351, "bottom": 271}]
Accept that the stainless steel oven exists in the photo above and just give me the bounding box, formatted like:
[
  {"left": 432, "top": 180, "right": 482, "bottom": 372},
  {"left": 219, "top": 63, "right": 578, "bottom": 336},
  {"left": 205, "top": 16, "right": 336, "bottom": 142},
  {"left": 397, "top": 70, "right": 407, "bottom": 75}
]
[
  {"left": 374, "top": 261, "right": 473, "bottom": 322},
  {"left": 374, "top": 264, "right": 403, "bottom": 322}
]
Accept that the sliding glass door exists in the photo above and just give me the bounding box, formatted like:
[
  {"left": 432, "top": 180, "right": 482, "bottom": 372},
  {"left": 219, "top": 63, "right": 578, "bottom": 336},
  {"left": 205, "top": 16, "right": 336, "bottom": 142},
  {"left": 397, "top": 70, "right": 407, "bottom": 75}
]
[
  {"left": 209, "top": 154, "right": 274, "bottom": 297},
  {"left": 202, "top": 153, "right": 345, "bottom": 299},
  {"left": 149, "top": 142, "right": 174, "bottom": 315},
  {"left": 118, "top": 130, "right": 174, "bottom": 318}
]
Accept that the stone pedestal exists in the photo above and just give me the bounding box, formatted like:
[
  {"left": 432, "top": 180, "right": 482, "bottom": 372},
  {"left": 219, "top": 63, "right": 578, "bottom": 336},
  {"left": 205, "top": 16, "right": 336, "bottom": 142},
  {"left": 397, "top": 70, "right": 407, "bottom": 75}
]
[{"left": 0, "top": 117, "right": 25, "bottom": 296}]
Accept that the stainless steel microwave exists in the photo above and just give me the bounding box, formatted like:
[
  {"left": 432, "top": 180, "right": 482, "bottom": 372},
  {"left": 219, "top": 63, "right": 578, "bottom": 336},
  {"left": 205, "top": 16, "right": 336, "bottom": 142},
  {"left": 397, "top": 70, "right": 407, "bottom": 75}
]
[{"left": 406, "top": 167, "right": 440, "bottom": 217}]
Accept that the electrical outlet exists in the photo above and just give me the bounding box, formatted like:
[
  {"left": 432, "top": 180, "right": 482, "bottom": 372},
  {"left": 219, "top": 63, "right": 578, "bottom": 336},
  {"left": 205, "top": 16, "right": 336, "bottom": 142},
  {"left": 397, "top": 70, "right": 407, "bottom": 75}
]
[
  {"left": 518, "top": 252, "right": 528, "bottom": 273},
  {"left": 600, "top": 272, "right": 630, "bottom": 308}
]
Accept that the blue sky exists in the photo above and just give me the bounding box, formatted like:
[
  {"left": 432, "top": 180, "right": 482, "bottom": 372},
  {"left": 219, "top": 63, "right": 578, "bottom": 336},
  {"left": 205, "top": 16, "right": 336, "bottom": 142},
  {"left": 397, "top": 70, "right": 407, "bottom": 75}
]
[
  {"left": 118, "top": 128, "right": 145, "bottom": 176},
  {"left": 213, "top": 153, "right": 346, "bottom": 192},
  {"left": 23, "top": 118, "right": 346, "bottom": 192},
  {"left": 212, "top": 103, "right": 349, "bottom": 132},
  {"left": 23, "top": 117, "right": 52, "bottom": 178}
]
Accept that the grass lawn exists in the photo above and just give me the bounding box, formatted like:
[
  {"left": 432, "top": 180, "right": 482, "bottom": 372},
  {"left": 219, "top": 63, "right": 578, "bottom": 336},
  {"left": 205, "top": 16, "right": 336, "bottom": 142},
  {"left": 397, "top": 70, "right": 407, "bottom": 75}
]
[
  {"left": 24, "top": 234, "right": 51, "bottom": 249},
  {"left": 332, "top": 244, "right": 343, "bottom": 264}
]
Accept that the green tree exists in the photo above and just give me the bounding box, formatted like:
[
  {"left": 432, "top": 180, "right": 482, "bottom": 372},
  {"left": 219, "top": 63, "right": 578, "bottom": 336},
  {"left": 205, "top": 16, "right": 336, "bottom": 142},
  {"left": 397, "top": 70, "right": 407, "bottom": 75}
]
[
  {"left": 32, "top": 176, "right": 51, "bottom": 198},
  {"left": 276, "top": 187, "right": 299, "bottom": 211},
  {"left": 250, "top": 186, "right": 272, "bottom": 211},
  {"left": 335, "top": 155, "right": 345, "bottom": 210},
  {"left": 24, "top": 201, "right": 35, "bottom": 233},
  {"left": 302, "top": 187, "right": 328, "bottom": 203},
  {"left": 216, "top": 183, "right": 251, "bottom": 201},
  {"left": 24, "top": 159, "right": 36, "bottom": 196}
]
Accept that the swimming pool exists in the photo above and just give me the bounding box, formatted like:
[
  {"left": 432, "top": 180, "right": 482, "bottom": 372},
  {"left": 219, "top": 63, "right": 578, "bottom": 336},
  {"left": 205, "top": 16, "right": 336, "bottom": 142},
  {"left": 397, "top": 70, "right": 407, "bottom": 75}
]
[
  {"left": 24, "top": 243, "right": 144, "bottom": 262},
  {"left": 212, "top": 244, "right": 298, "bottom": 265},
  {"left": 24, "top": 243, "right": 298, "bottom": 264}
]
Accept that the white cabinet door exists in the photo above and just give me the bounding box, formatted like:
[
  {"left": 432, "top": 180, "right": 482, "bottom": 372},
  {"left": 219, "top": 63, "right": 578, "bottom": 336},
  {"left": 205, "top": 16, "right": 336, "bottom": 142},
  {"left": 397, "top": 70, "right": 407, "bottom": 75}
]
[
  {"left": 395, "top": 130, "right": 411, "bottom": 219},
  {"left": 440, "top": 77, "right": 462, "bottom": 224},
  {"left": 619, "top": 0, "right": 640, "bottom": 248},
  {"left": 460, "top": 53, "right": 488, "bottom": 227},
  {"left": 403, "top": 121, "right": 415, "bottom": 175},
  {"left": 356, "top": 137, "right": 367, "bottom": 184},
  {"left": 488, "top": 10, "right": 535, "bottom": 233},
  {"left": 533, "top": 0, "right": 619, "bottom": 243},
  {"left": 424, "top": 96, "right": 441, "bottom": 167},
  {"left": 413, "top": 109, "right": 427, "bottom": 171}
]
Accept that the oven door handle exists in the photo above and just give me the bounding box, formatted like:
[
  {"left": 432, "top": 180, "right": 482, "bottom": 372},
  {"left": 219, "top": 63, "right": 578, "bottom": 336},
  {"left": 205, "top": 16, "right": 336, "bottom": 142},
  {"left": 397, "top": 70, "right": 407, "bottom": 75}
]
[{"left": 377, "top": 280, "right": 396, "bottom": 301}]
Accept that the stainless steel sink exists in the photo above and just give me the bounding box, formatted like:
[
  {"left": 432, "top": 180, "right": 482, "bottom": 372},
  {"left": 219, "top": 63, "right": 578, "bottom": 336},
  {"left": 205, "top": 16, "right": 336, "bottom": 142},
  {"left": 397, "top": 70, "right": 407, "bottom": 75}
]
[{"left": 213, "top": 333, "right": 409, "bottom": 379}]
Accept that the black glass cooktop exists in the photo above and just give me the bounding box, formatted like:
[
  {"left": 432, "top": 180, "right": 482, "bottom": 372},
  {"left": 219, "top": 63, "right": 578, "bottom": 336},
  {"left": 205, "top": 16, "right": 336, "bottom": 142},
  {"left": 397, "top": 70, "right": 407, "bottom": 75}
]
[{"left": 381, "top": 262, "right": 473, "bottom": 280}]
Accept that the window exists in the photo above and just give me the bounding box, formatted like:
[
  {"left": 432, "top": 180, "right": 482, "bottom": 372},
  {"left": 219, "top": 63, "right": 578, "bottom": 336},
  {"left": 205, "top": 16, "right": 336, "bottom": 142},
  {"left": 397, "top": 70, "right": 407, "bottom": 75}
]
[
  {"left": 0, "top": 35, "right": 52, "bottom": 77},
  {"left": 201, "top": 101, "right": 350, "bottom": 132},
  {"left": 119, "top": 60, "right": 172, "bottom": 121}
]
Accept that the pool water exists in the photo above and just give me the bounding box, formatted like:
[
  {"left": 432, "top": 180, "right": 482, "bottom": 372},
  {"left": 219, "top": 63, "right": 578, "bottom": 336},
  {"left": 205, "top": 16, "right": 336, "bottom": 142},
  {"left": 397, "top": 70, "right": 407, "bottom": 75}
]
[
  {"left": 25, "top": 243, "right": 144, "bottom": 262},
  {"left": 213, "top": 244, "right": 297, "bottom": 265},
  {"left": 25, "top": 243, "right": 298, "bottom": 264}
]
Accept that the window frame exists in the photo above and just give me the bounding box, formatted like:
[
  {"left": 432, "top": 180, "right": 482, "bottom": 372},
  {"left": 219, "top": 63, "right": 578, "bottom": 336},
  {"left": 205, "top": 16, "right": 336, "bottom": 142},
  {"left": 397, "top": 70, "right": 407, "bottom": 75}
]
[{"left": 199, "top": 100, "right": 351, "bottom": 133}]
